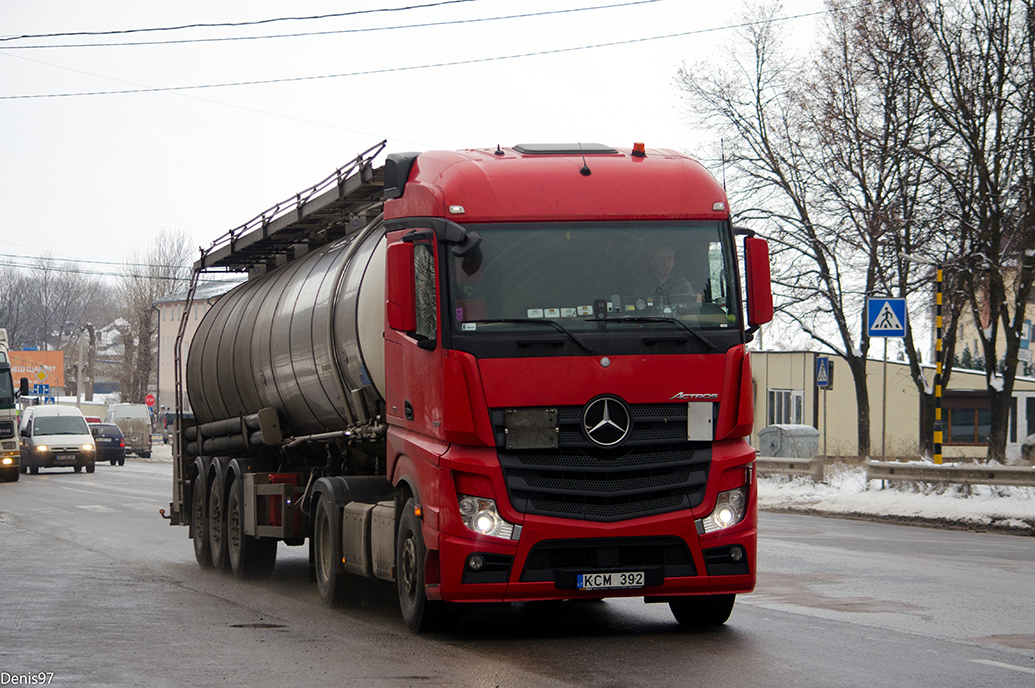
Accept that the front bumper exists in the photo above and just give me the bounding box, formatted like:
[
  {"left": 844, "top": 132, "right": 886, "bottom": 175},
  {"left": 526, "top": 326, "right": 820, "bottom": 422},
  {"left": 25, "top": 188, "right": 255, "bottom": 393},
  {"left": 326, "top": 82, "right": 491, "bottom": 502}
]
[{"left": 427, "top": 510, "right": 756, "bottom": 604}]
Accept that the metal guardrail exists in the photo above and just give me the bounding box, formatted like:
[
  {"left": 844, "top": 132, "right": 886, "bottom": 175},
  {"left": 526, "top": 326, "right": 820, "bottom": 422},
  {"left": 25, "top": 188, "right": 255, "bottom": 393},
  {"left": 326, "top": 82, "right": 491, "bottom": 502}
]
[
  {"left": 866, "top": 461, "right": 1035, "bottom": 488},
  {"left": 755, "top": 456, "right": 825, "bottom": 482}
]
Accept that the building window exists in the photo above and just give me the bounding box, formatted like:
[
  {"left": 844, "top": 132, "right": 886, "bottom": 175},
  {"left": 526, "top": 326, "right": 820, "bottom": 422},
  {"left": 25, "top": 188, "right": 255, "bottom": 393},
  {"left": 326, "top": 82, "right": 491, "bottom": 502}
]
[
  {"left": 767, "top": 389, "right": 803, "bottom": 425},
  {"left": 947, "top": 407, "right": 992, "bottom": 444}
]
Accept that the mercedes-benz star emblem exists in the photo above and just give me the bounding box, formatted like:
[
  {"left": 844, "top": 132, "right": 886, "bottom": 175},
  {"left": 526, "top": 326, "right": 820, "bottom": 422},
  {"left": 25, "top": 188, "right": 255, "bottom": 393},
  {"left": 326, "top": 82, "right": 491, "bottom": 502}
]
[{"left": 582, "top": 396, "right": 632, "bottom": 447}]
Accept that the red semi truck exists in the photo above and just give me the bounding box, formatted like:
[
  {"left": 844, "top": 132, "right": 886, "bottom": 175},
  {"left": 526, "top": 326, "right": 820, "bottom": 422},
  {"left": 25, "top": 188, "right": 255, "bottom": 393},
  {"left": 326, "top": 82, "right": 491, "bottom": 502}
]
[{"left": 166, "top": 141, "right": 773, "bottom": 632}]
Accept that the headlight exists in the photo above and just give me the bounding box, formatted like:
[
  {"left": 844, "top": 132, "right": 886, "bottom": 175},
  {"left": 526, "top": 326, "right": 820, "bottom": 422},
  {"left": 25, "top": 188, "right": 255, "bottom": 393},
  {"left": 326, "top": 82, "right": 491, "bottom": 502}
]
[
  {"left": 1, "top": 457, "right": 12, "bottom": 466},
  {"left": 81, "top": 443, "right": 95, "bottom": 452},
  {"left": 35, "top": 445, "right": 49, "bottom": 453},
  {"left": 457, "top": 494, "right": 520, "bottom": 541},
  {"left": 696, "top": 485, "right": 749, "bottom": 534}
]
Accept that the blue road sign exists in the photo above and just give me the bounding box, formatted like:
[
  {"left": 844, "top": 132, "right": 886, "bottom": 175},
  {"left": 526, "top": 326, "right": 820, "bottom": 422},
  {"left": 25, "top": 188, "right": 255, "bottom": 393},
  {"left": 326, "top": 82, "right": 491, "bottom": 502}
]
[
  {"left": 867, "top": 298, "right": 907, "bottom": 338},
  {"left": 32, "top": 383, "right": 50, "bottom": 395},
  {"left": 816, "top": 356, "right": 830, "bottom": 389}
]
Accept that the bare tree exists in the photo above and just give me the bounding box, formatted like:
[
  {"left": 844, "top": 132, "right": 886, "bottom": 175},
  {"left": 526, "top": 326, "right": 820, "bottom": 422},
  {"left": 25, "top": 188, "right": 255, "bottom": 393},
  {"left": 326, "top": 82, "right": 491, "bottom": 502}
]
[
  {"left": 115, "top": 229, "right": 193, "bottom": 404},
  {"left": 898, "top": 0, "right": 1035, "bottom": 461},
  {"left": 677, "top": 2, "right": 885, "bottom": 455}
]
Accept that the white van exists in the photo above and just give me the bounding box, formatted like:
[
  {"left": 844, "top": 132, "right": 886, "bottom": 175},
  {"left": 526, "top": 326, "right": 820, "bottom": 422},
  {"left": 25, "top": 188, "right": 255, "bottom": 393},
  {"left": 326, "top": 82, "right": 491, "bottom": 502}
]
[
  {"left": 105, "top": 404, "right": 153, "bottom": 458},
  {"left": 19, "top": 405, "right": 96, "bottom": 474}
]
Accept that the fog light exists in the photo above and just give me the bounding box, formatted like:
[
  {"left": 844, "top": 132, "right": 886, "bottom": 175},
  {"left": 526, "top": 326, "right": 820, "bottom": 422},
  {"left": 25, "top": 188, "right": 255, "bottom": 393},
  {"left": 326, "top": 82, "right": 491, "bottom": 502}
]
[
  {"left": 730, "top": 546, "right": 744, "bottom": 562},
  {"left": 468, "top": 554, "right": 485, "bottom": 571},
  {"left": 457, "top": 494, "right": 520, "bottom": 540}
]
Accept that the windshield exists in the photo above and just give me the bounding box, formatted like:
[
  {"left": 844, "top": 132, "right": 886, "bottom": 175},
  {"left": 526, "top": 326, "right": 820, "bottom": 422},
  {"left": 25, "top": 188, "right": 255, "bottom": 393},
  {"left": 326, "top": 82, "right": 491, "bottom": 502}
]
[
  {"left": 448, "top": 222, "right": 739, "bottom": 335},
  {"left": 0, "top": 369, "right": 12, "bottom": 405},
  {"left": 33, "top": 415, "right": 90, "bottom": 436}
]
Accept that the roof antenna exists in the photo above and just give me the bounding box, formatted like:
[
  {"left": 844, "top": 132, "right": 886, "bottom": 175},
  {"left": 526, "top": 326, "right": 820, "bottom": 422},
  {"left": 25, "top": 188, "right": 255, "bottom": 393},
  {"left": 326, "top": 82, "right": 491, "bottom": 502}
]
[
  {"left": 579, "top": 142, "right": 592, "bottom": 176},
  {"left": 720, "top": 138, "right": 727, "bottom": 192}
]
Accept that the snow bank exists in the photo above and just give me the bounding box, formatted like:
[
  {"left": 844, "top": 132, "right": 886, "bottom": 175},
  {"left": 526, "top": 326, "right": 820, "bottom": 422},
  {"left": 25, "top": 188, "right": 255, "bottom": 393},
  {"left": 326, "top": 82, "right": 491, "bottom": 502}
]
[{"left": 758, "top": 463, "right": 1035, "bottom": 531}]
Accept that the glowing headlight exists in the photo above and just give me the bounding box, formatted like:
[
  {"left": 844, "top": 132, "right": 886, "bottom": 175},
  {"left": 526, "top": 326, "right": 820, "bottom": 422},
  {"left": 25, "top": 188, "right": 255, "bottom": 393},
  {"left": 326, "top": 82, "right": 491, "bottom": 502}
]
[
  {"left": 35, "top": 445, "right": 49, "bottom": 453},
  {"left": 82, "top": 443, "right": 95, "bottom": 452},
  {"left": 1, "top": 457, "right": 12, "bottom": 466},
  {"left": 696, "top": 485, "right": 749, "bottom": 534},
  {"left": 457, "top": 494, "right": 520, "bottom": 540}
]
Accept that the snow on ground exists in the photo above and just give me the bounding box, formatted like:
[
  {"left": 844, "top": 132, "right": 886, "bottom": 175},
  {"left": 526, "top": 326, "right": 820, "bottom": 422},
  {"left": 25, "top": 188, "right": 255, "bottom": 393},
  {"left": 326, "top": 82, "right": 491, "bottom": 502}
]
[{"left": 759, "top": 462, "right": 1035, "bottom": 532}]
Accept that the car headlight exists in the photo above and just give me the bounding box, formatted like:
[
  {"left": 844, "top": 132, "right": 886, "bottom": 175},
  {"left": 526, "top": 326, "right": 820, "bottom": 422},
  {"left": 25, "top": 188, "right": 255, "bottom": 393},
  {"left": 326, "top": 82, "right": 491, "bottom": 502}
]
[
  {"left": 81, "top": 443, "right": 95, "bottom": 452},
  {"left": 696, "top": 485, "right": 749, "bottom": 534},
  {"left": 35, "top": 445, "right": 49, "bottom": 453},
  {"left": 457, "top": 495, "right": 520, "bottom": 541}
]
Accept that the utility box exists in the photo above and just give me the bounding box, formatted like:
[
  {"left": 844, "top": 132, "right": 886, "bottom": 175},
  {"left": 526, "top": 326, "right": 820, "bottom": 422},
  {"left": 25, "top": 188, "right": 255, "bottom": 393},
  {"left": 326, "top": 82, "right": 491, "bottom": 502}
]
[{"left": 757, "top": 424, "right": 820, "bottom": 458}]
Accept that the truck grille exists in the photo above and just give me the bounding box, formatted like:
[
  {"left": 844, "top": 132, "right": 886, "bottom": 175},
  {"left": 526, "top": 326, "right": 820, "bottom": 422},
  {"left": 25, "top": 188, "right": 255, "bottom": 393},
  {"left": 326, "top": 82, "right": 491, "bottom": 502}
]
[
  {"left": 493, "top": 404, "right": 710, "bottom": 522},
  {"left": 0, "top": 420, "right": 13, "bottom": 439}
]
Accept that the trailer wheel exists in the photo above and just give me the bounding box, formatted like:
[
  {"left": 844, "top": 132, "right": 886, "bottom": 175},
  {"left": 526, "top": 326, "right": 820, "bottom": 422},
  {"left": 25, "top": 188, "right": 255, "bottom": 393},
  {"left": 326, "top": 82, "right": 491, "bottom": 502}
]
[
  {"left": 396, "top": 498, "right": 460, "bottom": 633},
  {"left": 227, "top": 477, "right": 277, "bottom": 580},
  {"left": 669, "top": 594, "right": 736, "bottom": 628},
  {"left": 208, "top": 477, "right": 230, "bottom": 572},
  {"left": 191, "top": 474, "right": 213, "bottom": 569},
  {"left": 314, "top": 497, "right": 347, "bottom": 606}
]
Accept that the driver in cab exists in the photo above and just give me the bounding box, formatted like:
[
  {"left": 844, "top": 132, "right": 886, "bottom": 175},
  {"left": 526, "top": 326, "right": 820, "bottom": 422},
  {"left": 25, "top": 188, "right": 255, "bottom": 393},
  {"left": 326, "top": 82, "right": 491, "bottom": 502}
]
[{"left": 633, "top": 245, "right": 702, "bottom": 315}]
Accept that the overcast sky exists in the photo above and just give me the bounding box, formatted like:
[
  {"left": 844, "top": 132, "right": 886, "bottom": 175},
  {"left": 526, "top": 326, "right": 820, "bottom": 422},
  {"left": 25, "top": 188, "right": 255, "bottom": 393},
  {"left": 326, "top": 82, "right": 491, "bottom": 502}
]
[{"left": 1, "top": 0, "right": 823, "bottom": 277}]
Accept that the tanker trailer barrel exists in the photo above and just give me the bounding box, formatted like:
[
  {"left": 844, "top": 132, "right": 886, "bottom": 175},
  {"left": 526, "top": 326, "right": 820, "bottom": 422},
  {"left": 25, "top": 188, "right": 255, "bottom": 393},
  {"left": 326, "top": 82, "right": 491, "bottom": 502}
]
[{"left": 185, "top": 220, "right": 387, "bottom": 438}]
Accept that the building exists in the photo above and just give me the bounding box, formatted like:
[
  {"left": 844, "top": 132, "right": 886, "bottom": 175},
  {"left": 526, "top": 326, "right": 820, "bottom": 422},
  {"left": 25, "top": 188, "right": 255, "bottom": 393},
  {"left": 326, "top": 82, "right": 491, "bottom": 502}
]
[{"left": 751, "top": 351, "right": 1035, "bottom": 461}]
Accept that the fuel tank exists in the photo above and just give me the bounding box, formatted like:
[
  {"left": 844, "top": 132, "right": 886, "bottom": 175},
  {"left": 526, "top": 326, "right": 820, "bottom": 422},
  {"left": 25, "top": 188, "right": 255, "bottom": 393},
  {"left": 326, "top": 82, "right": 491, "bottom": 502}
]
[{"left": 186, "top": 222, "right": 387, "bottom": 435}]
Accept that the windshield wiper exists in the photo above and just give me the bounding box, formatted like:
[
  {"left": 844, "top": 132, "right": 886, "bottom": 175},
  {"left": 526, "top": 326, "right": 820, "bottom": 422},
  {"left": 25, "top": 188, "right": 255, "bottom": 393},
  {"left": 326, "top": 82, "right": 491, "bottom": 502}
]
[
  {"left": 584, "top": 316, "right": 717, "bottom": 350},
  {"left": 461, "top": 319, "right": 596, "bottom": 353}
]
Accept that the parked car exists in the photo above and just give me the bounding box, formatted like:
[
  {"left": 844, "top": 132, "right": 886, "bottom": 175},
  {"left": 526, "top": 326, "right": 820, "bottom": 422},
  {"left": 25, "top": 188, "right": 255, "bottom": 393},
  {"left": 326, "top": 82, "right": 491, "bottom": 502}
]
[
  {"left": 105, "top": 404, "right": 152, "bottom": 458},
  {"left": 89, "top": 423, "right": 126, "bottom": 466},
  {"left": 19, "top": 405, "right": 96, "bottom": 474}
]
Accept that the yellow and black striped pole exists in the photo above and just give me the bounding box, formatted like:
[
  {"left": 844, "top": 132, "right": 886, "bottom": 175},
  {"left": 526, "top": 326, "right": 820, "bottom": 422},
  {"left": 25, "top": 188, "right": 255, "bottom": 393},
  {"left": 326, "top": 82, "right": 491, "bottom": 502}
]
[{"left": 934, "top": 265, "right": 943, "bottom": 464}]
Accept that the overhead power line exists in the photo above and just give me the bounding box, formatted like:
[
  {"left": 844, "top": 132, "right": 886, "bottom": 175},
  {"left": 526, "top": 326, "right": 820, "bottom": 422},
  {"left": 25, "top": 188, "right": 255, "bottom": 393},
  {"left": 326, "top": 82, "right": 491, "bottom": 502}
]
[
  {"left": 0, "top": 1, "right": 664, "bottom": 50},
  {"left": 0, "top": 0, "right": 485, "bottom": 42},
  {"left": 0, "top": 10, "right": 827, "bottom": 101}
]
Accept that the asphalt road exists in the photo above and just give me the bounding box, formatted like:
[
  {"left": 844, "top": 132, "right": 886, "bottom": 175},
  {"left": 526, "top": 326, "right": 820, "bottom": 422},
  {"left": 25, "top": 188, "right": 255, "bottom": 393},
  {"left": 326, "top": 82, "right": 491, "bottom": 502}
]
[{"left": 1, "top": 461, "right": 1033, "bottom": 688}]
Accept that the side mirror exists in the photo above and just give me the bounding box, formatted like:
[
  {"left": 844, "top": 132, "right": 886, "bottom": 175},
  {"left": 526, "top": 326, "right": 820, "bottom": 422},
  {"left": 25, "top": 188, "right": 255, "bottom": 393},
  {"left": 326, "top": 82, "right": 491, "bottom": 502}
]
[
  {"left": 18, "top": 377, "right": 29, "bottom": 398},
  {"left": 386, "top": 241, "right": 416, "bottom": 332},
  {"left": 744, "top": 237, "right": 774, "bottom": 328}
]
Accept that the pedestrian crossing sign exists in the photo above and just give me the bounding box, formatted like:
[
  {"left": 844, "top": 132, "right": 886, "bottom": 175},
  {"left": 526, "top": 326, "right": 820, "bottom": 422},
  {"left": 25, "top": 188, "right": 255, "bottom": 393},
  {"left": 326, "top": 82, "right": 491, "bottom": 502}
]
[
  {"left": 867, "top": 298, "right": 907, "bottom": 338},
  {"left": 816, "top": 356, "right": 831, "bottom": 389}
]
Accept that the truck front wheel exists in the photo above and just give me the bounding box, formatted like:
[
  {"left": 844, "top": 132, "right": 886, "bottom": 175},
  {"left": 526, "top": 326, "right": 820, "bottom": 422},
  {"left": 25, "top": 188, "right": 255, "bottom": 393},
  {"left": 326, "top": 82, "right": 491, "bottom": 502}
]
[
  {"left": 314, "top": 497, "right": 347, "bottom": 606},
  {"left": 396, "top": 498, "right": 460, "bottom": 633},
  {"left": 226, "top": 477, "right": 277, "bottom": 580},
  {"left": 669, "top": 594, "right": 736, "bottom": 628}
]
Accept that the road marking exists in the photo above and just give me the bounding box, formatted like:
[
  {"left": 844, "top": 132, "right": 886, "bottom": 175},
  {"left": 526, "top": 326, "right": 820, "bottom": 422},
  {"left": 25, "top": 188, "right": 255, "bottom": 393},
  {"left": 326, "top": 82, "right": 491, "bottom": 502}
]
[
  {"left": 75, "top": 505, "right": 120, "bottom": 513},
  {"left": 970, "top": 659, "right": 1035, "bottom": 675}
]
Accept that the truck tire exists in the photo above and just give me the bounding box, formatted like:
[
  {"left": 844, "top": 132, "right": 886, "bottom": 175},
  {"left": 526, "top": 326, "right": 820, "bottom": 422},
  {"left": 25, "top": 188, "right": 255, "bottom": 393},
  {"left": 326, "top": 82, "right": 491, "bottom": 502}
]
[
  {"left": 669, "top": 594, "right": 736, "bottom": 628},
  {"left": 226, "top": 477, "right": 277, "bottom": 580},
  {"left": 208, "top": 476, "right": 230, "bottom": 572},
  {"left": 396, "top": 498, "right": 460, "bottom": 633},
  {"left": 191, "top": 474, "right": 213, "bottom": 569},
  {"left": 1, "top": 467, "right": 17, "bottom": 482},
  {"left": 314, "top": 497, "right": 347, "bottom": 606}
]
